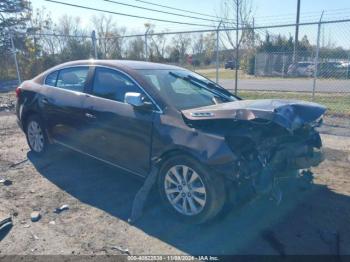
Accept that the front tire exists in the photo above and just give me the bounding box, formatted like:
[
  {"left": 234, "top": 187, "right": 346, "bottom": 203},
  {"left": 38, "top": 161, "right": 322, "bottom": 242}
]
[
  {"left": 158, "top": 155, "right": 226, "bottom": 224},
  {"left": 25, "top": 115, "right": 49, "bottom": 156}
]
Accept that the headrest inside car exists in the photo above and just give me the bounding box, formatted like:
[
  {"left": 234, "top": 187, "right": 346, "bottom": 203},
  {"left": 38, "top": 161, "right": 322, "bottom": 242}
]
[{"left": 61, "top": 72, "right": 80, "bottom": 85}]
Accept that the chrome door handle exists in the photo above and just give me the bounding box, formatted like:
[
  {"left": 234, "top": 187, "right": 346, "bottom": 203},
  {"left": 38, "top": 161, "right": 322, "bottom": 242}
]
[
  {"left": 85, "top": 113, "right": 96, "bottom": 119},
  {"left": 42, "top": 98, "right": 49, "bottom": 104},
  {"left": 42, "top": 97, "right": 55, "bottom": 104}
]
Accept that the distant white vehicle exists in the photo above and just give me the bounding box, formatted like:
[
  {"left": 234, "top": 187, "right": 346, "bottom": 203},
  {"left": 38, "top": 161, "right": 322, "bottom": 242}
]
[
  {"left": 306, "top": 62, "right": 349, "bottom": 78},
  {"left": 287, "top": 62, "right": 313, "bottom": 77}
]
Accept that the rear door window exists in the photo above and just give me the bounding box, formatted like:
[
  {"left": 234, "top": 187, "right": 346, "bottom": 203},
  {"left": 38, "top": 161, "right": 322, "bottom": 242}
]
[
  {"left": 92, "top": 67, "right": 141, "bottom": 102},
  {"left": 45, "top": 71, "right": 58, "bottom": 86},
  {"left": 56, "top": 67, "right": 89, "bottom": 92}
]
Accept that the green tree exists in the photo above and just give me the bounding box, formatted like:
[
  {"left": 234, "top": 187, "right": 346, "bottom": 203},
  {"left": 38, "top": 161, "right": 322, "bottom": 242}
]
[
  {"left": 0, "top": 0, "right": 30, "bottom": 80},
  {"left": 0, "top": 0, "right": 30, "bottom": 29}
]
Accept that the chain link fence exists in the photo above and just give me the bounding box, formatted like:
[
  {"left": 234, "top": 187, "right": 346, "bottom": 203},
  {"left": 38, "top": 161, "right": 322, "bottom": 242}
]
[
  {"left": 239, "top": 21, "right": 350, "bottom": 115},
  {"left": 1, "top": 19, "right": 350, "bottom": 115}
]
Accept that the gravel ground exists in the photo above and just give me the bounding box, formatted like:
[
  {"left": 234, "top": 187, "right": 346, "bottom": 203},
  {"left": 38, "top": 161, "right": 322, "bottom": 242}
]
[
  {"left": 0, "top": 93, "right": 350, "bottom": 255},
  {"left": 0, "top": 92, "right": 16, "bottom": 112}
]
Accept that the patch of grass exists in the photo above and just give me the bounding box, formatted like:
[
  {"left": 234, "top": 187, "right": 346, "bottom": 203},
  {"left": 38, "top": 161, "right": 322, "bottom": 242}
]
[
  {"left": 237, "top": 90, "right": 350, "bottom": 116},
  {"left": 195, "top": 67, "right": 312, "bottom": 80},
  {"left": 195, "top": 68, "right": 249, "bottom": 79}
]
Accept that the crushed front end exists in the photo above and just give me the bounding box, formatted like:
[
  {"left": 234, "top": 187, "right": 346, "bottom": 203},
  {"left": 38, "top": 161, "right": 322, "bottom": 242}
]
[
  {"left": 182, "top": 99, "right": 326, "bottom": 198},
  {"left": 225, "top": 120, "right": 324, "bottom": 194}
]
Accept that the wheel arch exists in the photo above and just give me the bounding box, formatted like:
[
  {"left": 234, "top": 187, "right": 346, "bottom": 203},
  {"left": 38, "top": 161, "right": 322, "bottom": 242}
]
[
  {"left": 156, "top": 148, "right": 227, "bottom": 223},
  {"left": 154, "top": 147, "right": 203, "bottom": 169},
  {"left": 21, "top": 110, "right": 53, "bottom": 143},
  {"left": 22, "top": 109, "right": 41, "bottom": 129}
]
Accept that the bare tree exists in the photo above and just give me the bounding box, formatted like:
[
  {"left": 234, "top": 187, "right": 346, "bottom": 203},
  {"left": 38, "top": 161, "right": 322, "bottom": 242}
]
[
  {"left": 51, "top": 15, "right": 93, "bottom": 61},
  {"left": 139, "top": 24, "right": 167, "bottom": 62},
  {"left": 54, "top": 15, "right": 87, "bottom": 54},
  {"left": 92, "top": 14, "right": 126, "bottom": 59},
  {"left": 171, "top": 33, "right": 191, "bottom": 64},
  {"left": 126, "top": 36, "right": 145, "bottom": 60},
  {"left": 219, "top": 0, "right": 254, "bottom": 93},
  {"left": 192, "top": 34, "right": 205, "bottom": 56},
  {"left": 28, "top": 7, "right": 56, "bottom": 55},
  {"left": 149, "top": 33, "right": 167, "bottom": 61},
  {"left": 220, "top": 0, "right": 254, "bottom": 50},
  {"left": 191, "top": 33, "right": 216, "bottom": 65},
  {"left": 203, "top": 32, "right": 216, "bottom": 64}
]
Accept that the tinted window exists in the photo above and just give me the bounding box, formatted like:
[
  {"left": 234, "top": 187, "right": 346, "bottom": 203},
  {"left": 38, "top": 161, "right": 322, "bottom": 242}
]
[
  {"left": 138, "top": 69, "right": 236, "bottom": 110},
  {"left": 92, "top": 67, "right": 140, "bottom": 102},
  {"left": 45, "top": 71, "right": 58, "bottom": 86},
  {"left": 56, "top": 67, "right": 89, "bottom": 92}
]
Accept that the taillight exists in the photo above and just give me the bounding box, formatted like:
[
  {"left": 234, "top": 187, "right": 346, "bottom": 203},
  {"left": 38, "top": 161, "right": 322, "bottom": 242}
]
[{"left": 15, "top": 87, "right": 21, "bottom": 98}]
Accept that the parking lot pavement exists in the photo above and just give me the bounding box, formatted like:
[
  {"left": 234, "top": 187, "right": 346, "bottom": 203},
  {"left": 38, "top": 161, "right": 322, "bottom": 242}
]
[
  {"left": 218, "top": 78, "right": 350, "bottom": 93},
  {"left": 0, "top": 113, "right": 350, "bottom": 255}
]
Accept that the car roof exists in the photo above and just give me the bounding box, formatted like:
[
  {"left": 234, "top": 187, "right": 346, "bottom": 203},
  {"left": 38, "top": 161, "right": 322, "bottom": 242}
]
[
  {"left": 53, "top": 59, "right": 183, "bottom": 70},
  {"left": 32, "top": 59, "right": 185, "bottom": 112}
]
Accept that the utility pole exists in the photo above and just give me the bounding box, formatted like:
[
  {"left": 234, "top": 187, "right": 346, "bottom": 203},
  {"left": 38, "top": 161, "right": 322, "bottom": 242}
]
[
  {"left": 91, "top": 30, "right": 98, "bottom": 59},
  {"left": 293, "top": 0, "right": 301, "bottom": 63},
  {"left": 9, "top": 31, "right": 21, "bottom": 84},
  {"left": 216, "top": 20, "right": 222, "bottom": 83},
  {"left": 312, "top": 11, "right": 324, "bottom": 100},
  {"left": 252, "top": 18, "right": 255, "bottom": 48},
  {"left": 234, "top": 0, "right": 239, "bottom": 95},
  {"left": 144, "top": 33, "right": 147, "bottom": 61},
  {"left": 144, "top": 24, "right": 151, "bottom": 61},
  {"left": 252, "top": 17, "right": 256, "bottom": 76},
  {"left": 321, "top": 25, "right": 325, "bottom": 48}
]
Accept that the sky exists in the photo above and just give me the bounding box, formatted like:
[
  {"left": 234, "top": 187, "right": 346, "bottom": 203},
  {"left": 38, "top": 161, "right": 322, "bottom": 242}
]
[
  {"left": 30, "top": 0, "right": 350, "bottom": 47},
  {"left": 30, "top": 0, "right": 350, "bottom": 30}
]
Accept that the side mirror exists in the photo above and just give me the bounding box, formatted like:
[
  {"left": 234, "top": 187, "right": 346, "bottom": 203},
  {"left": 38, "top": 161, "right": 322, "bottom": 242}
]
[{"left": 124, "top": 92, "right": 154, "bottom": 110}]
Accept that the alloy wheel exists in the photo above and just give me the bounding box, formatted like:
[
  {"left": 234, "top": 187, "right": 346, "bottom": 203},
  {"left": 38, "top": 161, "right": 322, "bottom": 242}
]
[
  {"left": 27, "top": 121, "right": 45, "bottom": 153},
  {"left": 164, "top": 165, "right": 207, "bottom": 216}
]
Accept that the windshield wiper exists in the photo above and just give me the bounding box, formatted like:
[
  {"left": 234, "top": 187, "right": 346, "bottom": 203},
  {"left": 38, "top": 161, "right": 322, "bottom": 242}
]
[
  {"left": 169, "top": 72, "right": 233, "bottom": 101},
  {"left": 187, "top": 75, "right": 240, "bottom": 100},
  {"left": 187, "top": 75, "right": 221, "bottom": 90}
]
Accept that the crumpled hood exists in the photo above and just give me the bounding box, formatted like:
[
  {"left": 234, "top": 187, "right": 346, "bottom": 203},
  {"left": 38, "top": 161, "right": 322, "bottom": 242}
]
[{"left": 182, "top": 99, "right": 326, "bottom": 131}]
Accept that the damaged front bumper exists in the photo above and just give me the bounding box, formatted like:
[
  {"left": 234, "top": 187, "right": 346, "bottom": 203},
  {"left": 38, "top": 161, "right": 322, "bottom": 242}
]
[
  {"left": 209, "top": 134, "right": 325, "bottom": 182},
  {"left": 288, "top": 147, "right": 324, "bottom": 170},
  {"left": 266, "top": 135, "right": 325, "bottom": 172},
  {"left": 245, "top": 136, "right": 324, "bottom": 194},
  {"left": 216, "top": 128, "right": 325, "bottom": 196}
]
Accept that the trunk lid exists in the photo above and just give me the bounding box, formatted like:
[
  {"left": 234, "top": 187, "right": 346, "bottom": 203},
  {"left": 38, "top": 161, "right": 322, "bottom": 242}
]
[{"left": 182, "top": 99, "right": 326, "bottom": 131}]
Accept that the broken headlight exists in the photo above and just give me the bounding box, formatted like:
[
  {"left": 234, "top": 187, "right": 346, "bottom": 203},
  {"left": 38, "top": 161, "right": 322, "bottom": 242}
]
[{"left": 311, "top": 116, "right": 323, "bottom": 128}]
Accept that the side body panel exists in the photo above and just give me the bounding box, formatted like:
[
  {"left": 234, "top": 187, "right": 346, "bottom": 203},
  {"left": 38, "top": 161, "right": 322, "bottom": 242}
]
[
  {"left": 150, "top": 110, "right": 237, "bottom": 177},
  {"left": 42, "top": 86, "right": 89, "bottom": 148},
  {"left": 82, "top": 96, "right": 154, "bottom": 176}
]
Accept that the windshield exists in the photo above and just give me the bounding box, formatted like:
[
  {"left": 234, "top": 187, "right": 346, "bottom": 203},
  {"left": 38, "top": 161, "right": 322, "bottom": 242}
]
[{"left": 137, "top": 69, "right": 237, "bottom": 110}]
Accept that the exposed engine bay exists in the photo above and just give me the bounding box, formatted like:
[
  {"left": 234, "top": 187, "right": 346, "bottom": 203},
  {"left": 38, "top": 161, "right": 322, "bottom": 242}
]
[{"left": 182, "top": 99, "right": 326, "bottom": 199}]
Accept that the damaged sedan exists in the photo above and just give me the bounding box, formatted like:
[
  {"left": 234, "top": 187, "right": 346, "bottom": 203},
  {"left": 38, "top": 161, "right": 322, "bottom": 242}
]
[{"left": 16, "top": 60, "right": 326, "bottom": 224}]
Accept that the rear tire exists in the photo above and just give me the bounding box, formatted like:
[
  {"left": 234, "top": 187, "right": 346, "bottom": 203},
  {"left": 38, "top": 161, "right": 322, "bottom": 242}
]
[
  {"left": 158, "top": 155, "right": 226, "bottom": 224},
  {"left": 25, "top": 115, "right": 49, "bottom": 156}
]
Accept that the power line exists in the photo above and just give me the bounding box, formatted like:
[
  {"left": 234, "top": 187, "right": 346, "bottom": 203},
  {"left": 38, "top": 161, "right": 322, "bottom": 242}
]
[
  {"left": 133, "top": 0, "right": 233, "bottom": 22},
  {"left": 103, "top": 0, "right": 223, "bottom": 23},
  {"left": 42, "top": 0, "right": 350, "bottom": 32},
  {"left": 247, "top": 8, "right": 350, "bottom": 27},
  {"left": 133, "top": 0, "right": 350, "bottom": 23},
  {"left": 131, "top": 0, "right": 350, "bottom": 25},
  {"left": 99, "top": 18, "right": 350, "bottom": 39},
  {"left": 246, "top": 7, "right": 350, "bottom": 21},
  {"left": 19, "top": 32, "right": 91, "bottom": 38},
  {"left": 220, "top": 8, "right": 350, "bottom": 27},
  {"left": 44, "top": 0, "right": 216, "bottom": 28}
]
